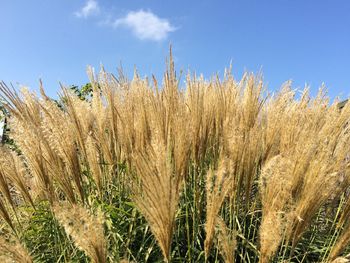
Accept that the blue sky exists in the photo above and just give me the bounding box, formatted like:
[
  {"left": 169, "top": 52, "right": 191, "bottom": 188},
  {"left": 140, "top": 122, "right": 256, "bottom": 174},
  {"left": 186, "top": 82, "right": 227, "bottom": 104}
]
[{"left": 1, "top": 0, "right": 350, "bottom": 99}]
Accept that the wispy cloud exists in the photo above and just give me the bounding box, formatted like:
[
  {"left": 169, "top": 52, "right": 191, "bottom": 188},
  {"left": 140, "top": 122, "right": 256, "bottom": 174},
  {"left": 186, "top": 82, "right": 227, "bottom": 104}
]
[
  {"left": 75, "top": 0, "right": 100, "bottom": 18},
  {"left": 113, "top": 10, "right": 176, "bottom": 41}
]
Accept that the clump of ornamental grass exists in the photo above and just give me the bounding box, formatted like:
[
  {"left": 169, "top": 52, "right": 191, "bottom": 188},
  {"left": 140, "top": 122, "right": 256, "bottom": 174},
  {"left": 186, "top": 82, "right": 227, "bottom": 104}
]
[
  {"left": 53, "top": 203, "right": 106, "bottom": 263},
  {"left": 281, "top": 94, "right": 350, "bottom": 253},
  {"left": 126, "top": 66, "right": 191, "bottom": 262},
  {"left": 1, "top": 52, "right": 350, "bottom": 262},
  {"left": 0, "top": 84, "right": 56, "bottom": 203}
]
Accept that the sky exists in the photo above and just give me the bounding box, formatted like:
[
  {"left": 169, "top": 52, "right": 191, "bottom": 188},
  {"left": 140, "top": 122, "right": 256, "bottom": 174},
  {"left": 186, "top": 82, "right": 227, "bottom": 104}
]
[{"left": 1, "top": 0, "right": 350, "bottom": 99}]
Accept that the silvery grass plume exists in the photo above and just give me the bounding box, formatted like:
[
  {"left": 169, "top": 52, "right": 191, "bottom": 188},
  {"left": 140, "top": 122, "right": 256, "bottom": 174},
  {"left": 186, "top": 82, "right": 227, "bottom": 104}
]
[
  {"left": 216, "top": 216, "right": 236, "bottom": 263},
  {"left": 204, "top": 156, "right": 235, "bottom": 258},
  {"left": 281, "top": 92, "right": 350, "bottom": 251},
  {"left": 0, "top": 147, "right": 34, "bottom": 234},
  {"left": 0, "top": 147, "right": 34, "bottom": 208},
  {"left": 258, "top": 155, "right": 293, "bottom": 263},
  {"left": 0, "top": 83, "right": 55, "bottom": 203},
  {"left": 329, "top": 209, "right": 350, "bottom": 261},
  {"left": 326, "top": 103, "right": 350, "bottom": 261},
  {"left": 130, "top": 99, "right": 191, "bottom": 262},
  {"left": 0, "top": 236, "right": 32, "bottom": 263},
  {"left": 110, "top": 53, "right": 191, "bottom": 262},
  {"left": 85, "top": 134, "right": 104, "bottom": 193},
  {"left": 222, "top": 74, "right": 265, "bottom": 206},
  {"left": 0, "top": 199, "right": 15, "bottom": 234},
  {"left": 40, "top": 92, "right": 85, "bottom": 203},
  {"left": 0, "top": 83, "right": 86, "bottom": 204},
  {"left": 331, "top": 257, "right": 350, "bottom": 263},
  {"left": 53, "top": 203, "right": 106, "bottom": 263}
]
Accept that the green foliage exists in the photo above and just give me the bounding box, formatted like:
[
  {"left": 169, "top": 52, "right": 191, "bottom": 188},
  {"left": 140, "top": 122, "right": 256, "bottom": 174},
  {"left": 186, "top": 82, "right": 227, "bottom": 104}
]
[
  {"left": 70, "top": 83, "right": 94, "bottom": 101},
  {"left": 21, "top": 201, "right": 88, "bottom": 262}
]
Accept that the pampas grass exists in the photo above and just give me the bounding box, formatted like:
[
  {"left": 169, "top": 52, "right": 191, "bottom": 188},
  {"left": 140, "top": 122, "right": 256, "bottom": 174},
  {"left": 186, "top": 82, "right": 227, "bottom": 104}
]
[{"left": 0, "top": 52, "right": 350, "bottom": 262}]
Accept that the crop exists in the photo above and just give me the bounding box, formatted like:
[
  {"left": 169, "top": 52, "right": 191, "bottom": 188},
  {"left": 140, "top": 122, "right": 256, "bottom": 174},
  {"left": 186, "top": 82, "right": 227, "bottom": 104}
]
[{"left": 0, "top": 53, "right": 350, "bottom": 262}]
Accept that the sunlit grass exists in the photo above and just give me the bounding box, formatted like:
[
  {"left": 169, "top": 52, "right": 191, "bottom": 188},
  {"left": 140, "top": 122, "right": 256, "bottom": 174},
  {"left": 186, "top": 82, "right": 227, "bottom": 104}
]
[{"left": 0, "top": 54, "right": 350, "bottom": 262}]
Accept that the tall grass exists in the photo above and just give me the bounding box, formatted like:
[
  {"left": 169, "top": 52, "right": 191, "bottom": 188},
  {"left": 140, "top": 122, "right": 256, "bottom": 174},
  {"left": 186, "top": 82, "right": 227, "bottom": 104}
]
[{"left": 0, "top": 53, "right": 350, "bottom": 262}]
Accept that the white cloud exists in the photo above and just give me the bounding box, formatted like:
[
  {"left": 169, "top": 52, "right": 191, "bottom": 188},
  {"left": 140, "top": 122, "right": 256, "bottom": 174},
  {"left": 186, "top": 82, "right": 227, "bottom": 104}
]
[
  {"left": 75, "top": 0, "right": 100, "bottom": 18},
  {"left": 113, "top": 10, "right": 176, "bottom": 41}
]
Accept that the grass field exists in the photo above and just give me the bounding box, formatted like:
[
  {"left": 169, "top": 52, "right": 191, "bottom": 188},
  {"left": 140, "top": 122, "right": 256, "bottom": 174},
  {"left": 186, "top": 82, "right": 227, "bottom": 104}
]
[{"left": 1, "top": 55, "right": 350, "bottom": 262}]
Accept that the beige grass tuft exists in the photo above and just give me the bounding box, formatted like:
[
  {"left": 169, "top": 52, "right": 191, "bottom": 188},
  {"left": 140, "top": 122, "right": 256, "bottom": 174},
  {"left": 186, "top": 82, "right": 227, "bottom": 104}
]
[
  {"left": 53, "top": 203, "right": 106, "bottom": 263},
  {"left": 216, "top": 216, "right": 236, "bottom": 263},
  {"left": 0, "top": 236, "right": 32, "bottom": 263},
  {"left": 258, "top": 155, "right": 293, "bottom": 263}
]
